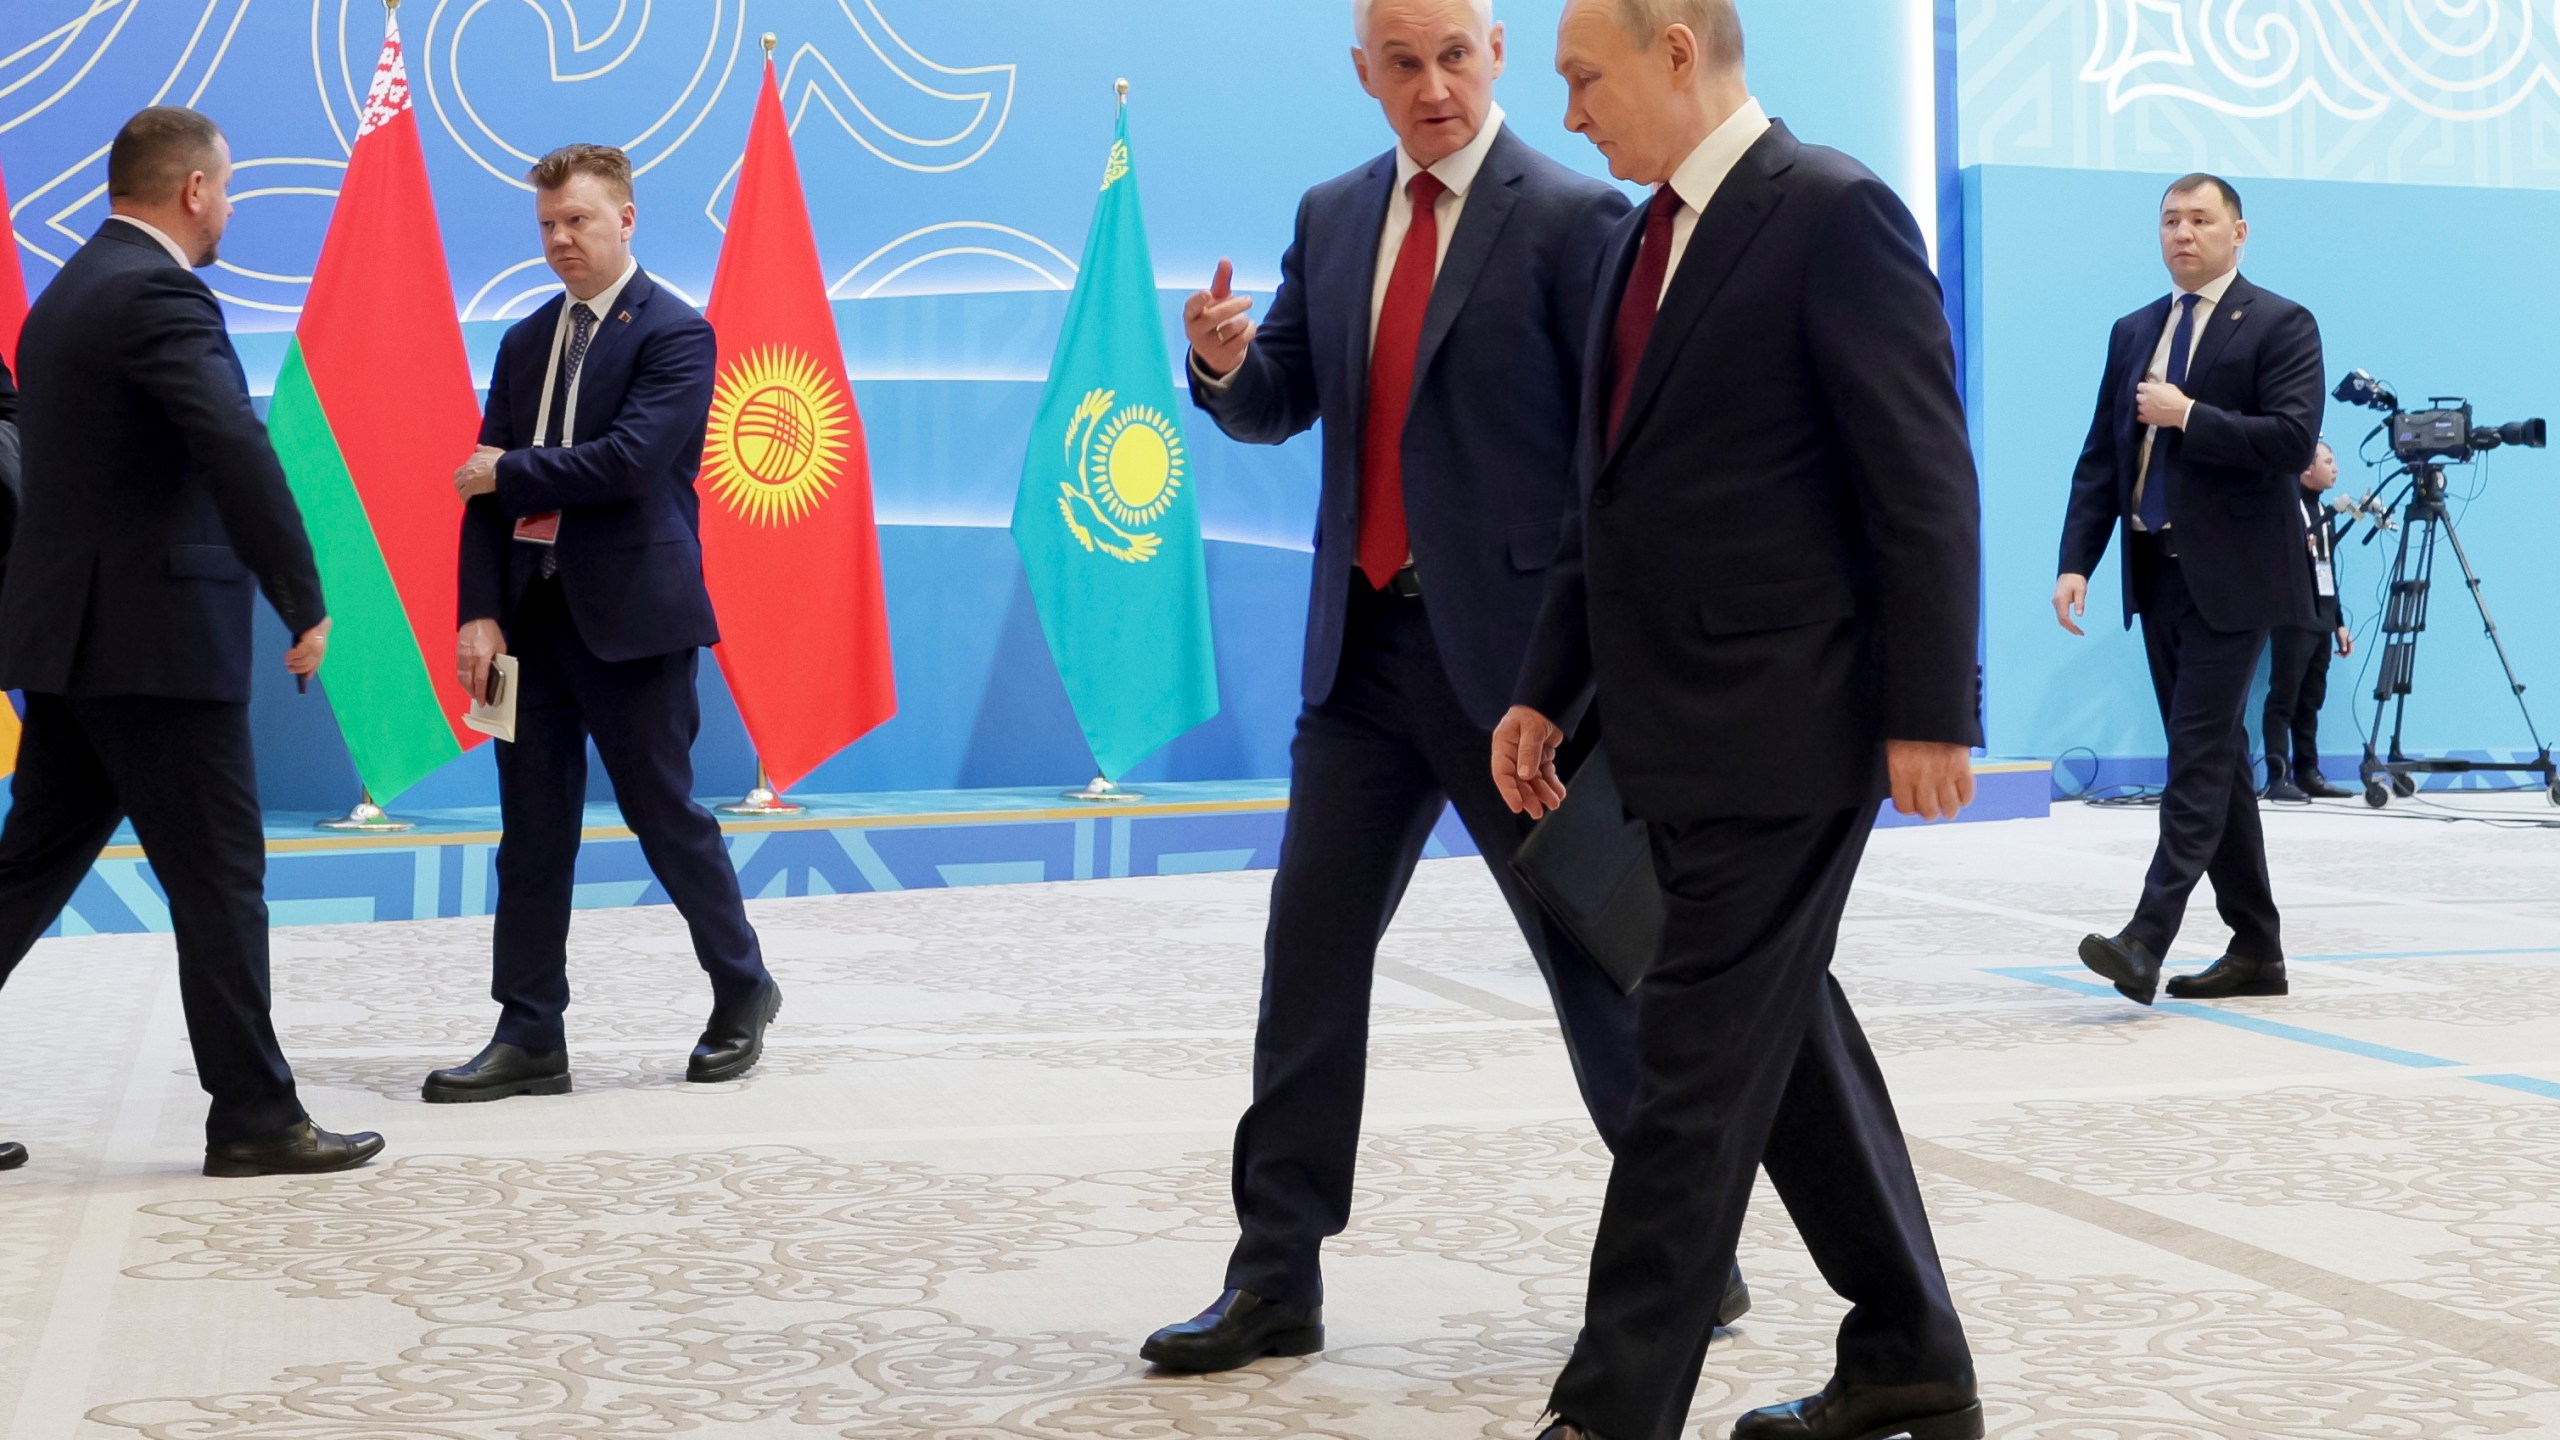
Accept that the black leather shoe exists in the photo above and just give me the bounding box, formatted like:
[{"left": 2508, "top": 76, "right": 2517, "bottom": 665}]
[
  {"left": 2166, "top": 953, "right": 2289, "bottom": 999},
  {"left": 1538, "top": 1423, "right": 1610, "bottom": 1440},
  {"left": 2077, "top": 931, "right": 2160, "bottom": 1006},
  {"left": 422, "top": 1042, "right": 572, "bottom": 1104},
  {"left": 0, "top": 1141, "right": 24, "bottom": 1171},
  {"left": 688, "top": 978, "right": 782, "bottom": 1083},
  {"left": 2266, "top": 777, "right": 2309, "bottom": 802},
  {"left": 1140, "top": 1289, "right": 1322, "bottom": 1372},
  {"left": 2298, "top": 773, "right": 2353, "bottom": 799},
  {"left": 1718, "top": 1263, "right": 1752, "bottom": 1327},
  {"left": 1732, "top": 1379, "right": 1983, "bottom": 1440},
  {"left": 203, "top": 1119, "right": 385, "bottom": 1178}
]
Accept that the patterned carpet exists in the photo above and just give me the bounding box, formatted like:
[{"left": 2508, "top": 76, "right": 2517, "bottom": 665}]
[{"left": 4, "top": 797, "right": 2559, "bottom": 1438}]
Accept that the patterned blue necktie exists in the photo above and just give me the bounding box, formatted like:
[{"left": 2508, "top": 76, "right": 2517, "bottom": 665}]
[
  {"left": 2139, "top": 292, "right": 2203, "bottom": 533},
  {"left": 534, "top": 302, "right": 598, "bottom": 578}
]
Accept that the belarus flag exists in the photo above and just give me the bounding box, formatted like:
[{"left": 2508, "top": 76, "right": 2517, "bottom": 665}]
[
  {"left": 699, "top": 54, "right": 897, "bottom": 791},
  {"left": 267, "top": 11, "right": 486, "bottom": 800}
]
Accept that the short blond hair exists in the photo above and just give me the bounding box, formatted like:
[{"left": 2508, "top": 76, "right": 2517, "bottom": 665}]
[
  {"left": 1614, "top": 0, "right": 1744, "bottom": 68},
  {"left": 527, "top": 143, "right": 634, "bottom": 205}
]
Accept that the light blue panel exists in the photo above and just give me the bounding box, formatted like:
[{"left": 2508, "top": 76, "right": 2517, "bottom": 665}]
[
  {"left": 574, "top": 881, "right": 656, "bottom": 909},
  {"left": 834, "top": 832, "right": 905, "bottom": 893},
  {"left": 1959, "top": 0, "right": 2560, "bottom": 190},
  {"left": 1969, "top": 164, "right": 2560, "bottom": 765},
  {"left": 272, "top": 899, "right": 379, "bottom": 927},
  {"left": 937, "top": 861, "right": 1050, "bottom": 888},
  {"left": 1155, "top": 849, "right": 1259, "bottom": 877}
]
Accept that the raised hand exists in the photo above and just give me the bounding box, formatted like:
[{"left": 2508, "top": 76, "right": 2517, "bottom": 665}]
[{"left": 1182, "top": 258, "right": 1257, "bottom": 378}]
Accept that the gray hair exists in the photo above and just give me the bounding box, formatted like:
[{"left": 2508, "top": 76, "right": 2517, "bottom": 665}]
[
  {"left": 1612, "top": 0, "right": 1745, "bottom": 68},
  {"left": 1353, "top": 0, "right": 1496, "bottom": 43}
]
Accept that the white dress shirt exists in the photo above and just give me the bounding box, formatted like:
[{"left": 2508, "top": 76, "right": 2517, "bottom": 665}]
[
  {"left": 531, "top": 256, "right": 640, "bottom": 449},
  {"left": 1194, "top": 107, "right": 1509, "bottom": 389},
  {"left": 1654, "top": 98, "right": 1772, "bottom": 303},
  {"left": 109, "top": 214, "right": 193, "bottom": 269},
  {"left": 2130, "top": 265, "right": 2237, "bottom": 526}
]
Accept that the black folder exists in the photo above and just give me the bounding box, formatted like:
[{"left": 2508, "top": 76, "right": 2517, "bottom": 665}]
[{"left": 1509, "top": 743, "right": 1660, "bottom": 995}]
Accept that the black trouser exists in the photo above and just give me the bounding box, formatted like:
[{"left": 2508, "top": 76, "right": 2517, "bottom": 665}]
[
  {"left": 2262, "top": 618, "right": 2334, "bottom": 785},
  {"left": 490, "top": 576, "right": 767, "bottom": 1054},
  {"left": 2128, "top": 536, "right": 2280, "bottom": 960},
  {"left": 1549, "top": 807, "right": 1969, "bottom": 1440},
  {"left": 1224, "top": 581, "right": 1641, "bottom": 1310},
  {"left": 0, "top": 692, "right": 304, "bottom": 1143}
]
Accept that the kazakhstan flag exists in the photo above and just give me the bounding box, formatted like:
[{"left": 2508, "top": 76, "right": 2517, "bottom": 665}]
[{"left": 1012, "top": 98, "right": 1220, "bottom": 780}]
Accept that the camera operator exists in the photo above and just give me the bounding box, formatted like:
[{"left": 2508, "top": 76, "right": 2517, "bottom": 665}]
[{"left": 2262, "top": 440, "right": 2354, "bottom": 801}]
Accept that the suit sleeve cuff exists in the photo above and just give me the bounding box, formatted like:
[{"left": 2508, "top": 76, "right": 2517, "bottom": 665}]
[{"left": 1189, "top": 350, "right": 1238, "bottom": 393}]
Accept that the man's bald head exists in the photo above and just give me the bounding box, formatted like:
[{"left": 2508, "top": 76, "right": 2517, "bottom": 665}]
[
  {"left": 1355, "top": 0, "right": 1493, "bottom": 44},
  {"left": 1609, "top": 0, "right": 1744, "bottom": 71}
]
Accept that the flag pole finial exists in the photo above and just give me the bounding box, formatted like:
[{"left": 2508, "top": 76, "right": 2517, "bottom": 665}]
[
  {"left": 763, "top": 31, "right": 777, "bottom": 56},
  {"left": 1115, "top": 78, "right": 1130, "bottom": 106},
  {"left": 386, "top": 0, "right": 399, "bottom": 11}
]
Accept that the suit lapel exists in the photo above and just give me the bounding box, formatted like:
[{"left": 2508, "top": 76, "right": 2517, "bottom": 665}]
[
  {"left": 1331, "top": 154, "right": 1399, "bottom": 476},
  {"left": 2182, "top": 273, "right": 2254, "bottom": 392},
  {"left": 1607, "top": 125, "right": 1795, "bottom": 469},
  {"left": 1411, "top": 130, "right": 1526, "bottom": 391},
  {"left": 572, "top": 267, "right": 654, "bottom": 396}
]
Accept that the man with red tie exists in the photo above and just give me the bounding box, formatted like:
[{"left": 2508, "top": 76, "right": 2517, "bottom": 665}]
[
  {"left": 1137, "top": 0, "right": 1755, "bottom": 1376},
  {"left": 1499, "top": 3, "right": 1985, "bottom": 1438}
]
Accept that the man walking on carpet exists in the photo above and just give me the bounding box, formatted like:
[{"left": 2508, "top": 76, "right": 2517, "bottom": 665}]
[{"left": 431, "top": 145, "right": 780, "bottom": 1102}]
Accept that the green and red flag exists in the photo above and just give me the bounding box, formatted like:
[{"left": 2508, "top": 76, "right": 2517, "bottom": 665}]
[
  {"left": 698, "top": 55, "right": 897, "bottom": 790},
  {"left": 267, "top": 13, "right": 485, "bottom": 800}
]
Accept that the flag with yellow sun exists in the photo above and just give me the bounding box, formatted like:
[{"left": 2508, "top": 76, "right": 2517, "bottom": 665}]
[
  {"left": 700, "top": 52, "right": 897, "bottom": 790},
  {"left": 1012, "top": 98, "right": 1219, "bottom": 780}
]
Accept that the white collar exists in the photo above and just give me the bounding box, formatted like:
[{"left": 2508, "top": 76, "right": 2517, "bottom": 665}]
[
  {"left": 563, "top": 256, "right": 641, "bottom": 322},
  {"left": 1393, "top": 105, "right": 1507, "bottom": 200},
  {"left": 2176, "top": 267, "right": 2241, "bottom": 306},
  {"left": 1663, "top": 97, "right": 1772, "bottom": 215},
  {"left": 109, "top": 214, "right": 193, "bottom": 269}
]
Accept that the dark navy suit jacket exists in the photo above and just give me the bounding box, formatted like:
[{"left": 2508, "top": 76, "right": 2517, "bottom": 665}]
[
  {"left": 461, "top": 266, "right": 721, "bottom": 662},
  {"left": 1516, "top": 123, "right": 1983, "bottom": 821},
  {"left": 1188, "top": 124, "right": 1629, "bottom": 729},
  {"left": 2059, "top": 273, "right": 2324, "bottom": 633},
  {"left": 0, "top": 223, "right": 326, "bottom": 702}
]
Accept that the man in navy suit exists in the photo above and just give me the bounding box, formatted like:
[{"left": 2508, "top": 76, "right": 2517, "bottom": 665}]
[
  {"left": 1139, "top": 0, "right": 1753, "bottom": 1377},
  {"left": 2055, "top": 174, "right": 2325, "bottom": 1005},
  {"left": 0, "top": 106, "right": 381, "bottom": 1177},
  {"left": 1501, "top": 4, "right": 1984, "bottom": 1437},
  {"left": 427, "top": 144, "right": 778, "bottom": 1102}
]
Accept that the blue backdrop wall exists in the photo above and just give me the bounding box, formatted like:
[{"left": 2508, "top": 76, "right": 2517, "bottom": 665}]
[
  {"left": 1, "top": 0, "right": 1940, "bottom": 812},
  {"left": 1958, "top": 0, "right": 2560, "bottom": 784}
]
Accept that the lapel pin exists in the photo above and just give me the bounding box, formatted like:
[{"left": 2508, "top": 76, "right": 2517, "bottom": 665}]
[{"left": 617, "top": 310, "right": 635, "bottom": 325}]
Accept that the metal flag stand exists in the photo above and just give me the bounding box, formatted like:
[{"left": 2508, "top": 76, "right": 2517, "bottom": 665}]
[
  {"left": 719, "top": 764, "right": 806, "bottom": 817},
  {"left": 1063, "top": 776, "right": 1143, "bottom": 805},
  {"left": 317, "top": 789, "right": 415, "bottom": 833}
]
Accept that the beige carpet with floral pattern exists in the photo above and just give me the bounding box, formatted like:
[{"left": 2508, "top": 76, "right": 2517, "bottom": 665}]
[{"left": 5, "top": 797, "right": 2559, "bottom": 1438}]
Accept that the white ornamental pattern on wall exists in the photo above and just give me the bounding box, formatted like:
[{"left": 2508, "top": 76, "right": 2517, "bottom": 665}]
[{"left": 1960, "top": 0, "right": 2560, "bottom": 188}]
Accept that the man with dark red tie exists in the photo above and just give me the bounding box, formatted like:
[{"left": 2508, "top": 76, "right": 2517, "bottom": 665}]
[
  {"left": 1136, "top": 0, "right": 1756, "bottom": 1376},
  {"left": 1498, "top": 3, "right": 1985, "bottom": 1438}
]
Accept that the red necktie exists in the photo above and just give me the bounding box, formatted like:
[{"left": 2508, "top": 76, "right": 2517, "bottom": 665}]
[
  {"left": 1358, "top": 171, "right": 1448, "bottom": 591},
  {"left": 1608, "top": 185, "right": 1684, "bottom": 443}
]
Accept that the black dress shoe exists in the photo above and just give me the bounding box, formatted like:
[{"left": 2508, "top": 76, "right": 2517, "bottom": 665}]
[
  {"left": 1732, "top": 1379, "right": 1983, "bottom": 1440},
  {"left": 2077, "top": 931, "right": 2160, "bottom": 1006},
  {"left": 688, "top": 977, "right": 782, "bottom": 1083},
  {"left": 2265, "top": 777, "right": 2309, "bottom": 802},
  {"left": 2166, "top": 953, "right": 2289, "bottom": 999},
  {"left": 0, "top": 1141, "right": 24, "bottom": 1172},
  {"left": 2298, "top": 773, "right": 2353, "bottom": 799},
  {"left": 1718, "top": 1263, "right": 1752, "bottom": 1327},
  {"left": 1139, "top": 1289, "right": 1322, "bottom": 1372},
  {"left": 422, "top": 1042, "right": 572, "bottom": 1104},
  {"left": 1538, "top": 1423, "right": 1610, "bottom": 1440},
  {"left": 203, "top": 1119, "right": 385, "bottom": 1178}
]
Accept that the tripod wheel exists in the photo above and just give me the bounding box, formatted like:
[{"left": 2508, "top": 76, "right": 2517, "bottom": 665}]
[
  {"left": 2391, "top": 774, "right": 2419, "bottom": 798},
  {"left": 2365, "top": 780, "right": 2391, "bottom": 809},
  {"left": 2547, "top": 780, "right": 2560, "bottom": 808}
]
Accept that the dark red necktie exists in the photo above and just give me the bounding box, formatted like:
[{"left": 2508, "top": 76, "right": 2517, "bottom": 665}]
[
  {"left": 1358, "top": 171, "right": 1448, "bottom": 590},
  {"left": 1608, "top": 185, "right": 1684, "bottom": 443}
]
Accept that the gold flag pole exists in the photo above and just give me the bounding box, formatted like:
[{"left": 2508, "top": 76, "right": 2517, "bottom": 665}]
[
  {"left": 1062, "top": 77, "right": 1144, "bottom": 808},
  {"left": 318, "top": 787, "right": 416, "bottom": 833}
]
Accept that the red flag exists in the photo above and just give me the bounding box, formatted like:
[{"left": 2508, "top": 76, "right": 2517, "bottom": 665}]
[
  {"left": 0, "top": 158, "right": 29, "bottom": 369},
  {"left": 700, "top": 61, "right": 897, "bottom": 790}
]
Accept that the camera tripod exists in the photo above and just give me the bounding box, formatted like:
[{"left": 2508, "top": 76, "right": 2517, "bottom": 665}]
[{"left": 2358, "top": 462, "right": 2560, "bottom": 808}]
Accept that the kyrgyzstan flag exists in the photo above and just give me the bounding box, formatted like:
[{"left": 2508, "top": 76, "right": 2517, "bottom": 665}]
[
  {"left": 699, "top": 57, "right": 897, "bottom": 790},
  {"left": 266, "top": 11, "right": 486, "bottom": 800},
  {"left": 0, "top": 154, "right": 28, "bottom": 367}
]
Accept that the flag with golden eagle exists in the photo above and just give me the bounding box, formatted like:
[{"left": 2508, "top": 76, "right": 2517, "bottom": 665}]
[
  {"left": 700, "top": 53, "right": 897, "bottom": 791},
  {"left": 1012, "top": 99, "right": 1218, "bottom": 780}
]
